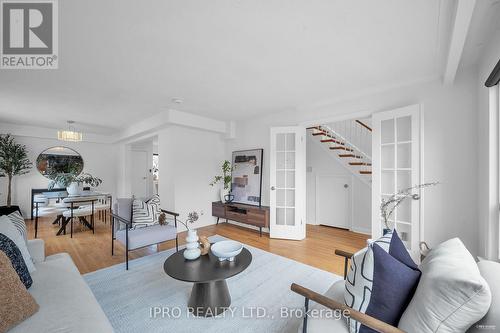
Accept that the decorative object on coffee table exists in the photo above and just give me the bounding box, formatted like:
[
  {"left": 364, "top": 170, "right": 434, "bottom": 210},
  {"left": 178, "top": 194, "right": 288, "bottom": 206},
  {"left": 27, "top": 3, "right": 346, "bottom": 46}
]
[
  {"left": 184, "top": 230, "right": 201, "bottom": 260},
  {"left": 164, "top": 247, "right": 252, "bottom": 317},
  {"left": 211, "top": 240, "right": 243, "bottom": 261},
  {"left": 209, "top": 160, "right": 232, "bottom": 203},
  {"left": 199, "top": 236, "right": 211, "bottom": 255},
  {"left": 177, "top": 211, "right": 201, "bottom": 260}
]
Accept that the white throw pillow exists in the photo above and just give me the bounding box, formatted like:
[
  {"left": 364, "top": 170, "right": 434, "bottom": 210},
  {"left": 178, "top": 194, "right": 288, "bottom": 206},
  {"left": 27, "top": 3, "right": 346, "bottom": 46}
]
[
  {"left": 7, "top": 211, "right": 28, "bottom": 243},
  {"left": 132, "top": 195, "right": 161, "bottom": 228},
  {"left": 0, "top": 215, "right": 36, "bottom": 273},
  {"left": 344, "top": 231, "right": 392, "bottom": 333},
  {"left": 398, "top": 238, "right": 491, "bottom": 333}
]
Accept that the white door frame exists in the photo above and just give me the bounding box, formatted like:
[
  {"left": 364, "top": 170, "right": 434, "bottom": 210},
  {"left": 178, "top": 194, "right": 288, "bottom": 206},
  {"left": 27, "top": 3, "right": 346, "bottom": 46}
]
[
  {"left": 372, "top": 104, "right": 423, "bottom": 258},
  {"left": 269, "top": 126, "right": 306, "bottom": 240},
  {"left": 315, "top": 174, "right": 352, "bottom": 229}
]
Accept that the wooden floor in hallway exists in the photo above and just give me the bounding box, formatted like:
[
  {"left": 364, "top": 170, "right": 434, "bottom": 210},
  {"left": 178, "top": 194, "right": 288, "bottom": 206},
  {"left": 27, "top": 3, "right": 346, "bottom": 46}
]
[{"left": 26, "top": 216, "right": 369, "bottom": 276}]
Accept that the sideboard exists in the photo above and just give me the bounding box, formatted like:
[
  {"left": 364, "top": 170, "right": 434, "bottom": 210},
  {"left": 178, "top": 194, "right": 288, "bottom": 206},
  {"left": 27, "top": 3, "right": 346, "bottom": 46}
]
[{"left": 212, "top": 201, "right": 269, "bottom": 236}]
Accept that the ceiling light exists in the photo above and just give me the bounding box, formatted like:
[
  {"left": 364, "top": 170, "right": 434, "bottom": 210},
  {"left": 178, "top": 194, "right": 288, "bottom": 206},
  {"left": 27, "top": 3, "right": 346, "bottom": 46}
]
[
  {"left": 57, "top": 120, "right": 83, "bottom": 142},
  {"left": 171, "top": 98, "right": 184, "bottom": 104}
]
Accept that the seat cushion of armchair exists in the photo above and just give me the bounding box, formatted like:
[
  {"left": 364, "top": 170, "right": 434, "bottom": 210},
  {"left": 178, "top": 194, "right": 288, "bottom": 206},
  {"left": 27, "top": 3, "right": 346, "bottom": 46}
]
[
  {"left": 9, "top": 253, "right": 113, "bottom": 333},
  {"left": 116, "top": 224, "right": 177, "bottom": 250},
  {"left": 298, "top": 279, "right": 349, "bottom": 333}
]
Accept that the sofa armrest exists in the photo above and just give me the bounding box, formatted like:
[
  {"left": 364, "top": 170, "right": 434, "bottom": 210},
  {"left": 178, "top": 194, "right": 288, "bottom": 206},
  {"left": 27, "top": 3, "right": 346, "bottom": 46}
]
[
  {"left": 335, "top": 249, "right": 354, "bottom": 279},
  {"left": 291, "top": 283, "right": 405, "bottom": 333},
  {"left": 27, "top": 239, "right": 45, "bottom": 263}
]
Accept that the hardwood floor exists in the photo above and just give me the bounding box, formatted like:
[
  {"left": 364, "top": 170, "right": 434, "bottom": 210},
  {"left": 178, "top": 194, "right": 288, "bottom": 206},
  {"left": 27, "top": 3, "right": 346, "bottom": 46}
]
[{"left": 26, "top": 215, "right": 369, "bottom": 276}]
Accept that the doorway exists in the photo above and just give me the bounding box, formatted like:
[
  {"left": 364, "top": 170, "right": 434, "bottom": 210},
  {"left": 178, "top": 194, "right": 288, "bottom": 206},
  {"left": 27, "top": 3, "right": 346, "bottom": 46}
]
[
  {"left": 316, "top": 175, "right": 351, "bottom": 229},
  {"left": 131, "top": 150, "right": 149, "bottom": 198}
]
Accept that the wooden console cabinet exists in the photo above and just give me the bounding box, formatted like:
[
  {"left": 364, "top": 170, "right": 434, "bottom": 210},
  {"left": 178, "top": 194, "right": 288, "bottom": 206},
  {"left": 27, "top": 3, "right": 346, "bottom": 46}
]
[{"left": 212, "top": 201, "right": 269, "bottom": 236}]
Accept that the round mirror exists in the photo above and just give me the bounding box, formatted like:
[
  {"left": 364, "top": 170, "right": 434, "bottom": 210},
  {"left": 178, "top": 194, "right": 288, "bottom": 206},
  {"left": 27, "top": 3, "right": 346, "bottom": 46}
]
[{"left": 36, "top": 146, "right": 84, "bottom": 178}]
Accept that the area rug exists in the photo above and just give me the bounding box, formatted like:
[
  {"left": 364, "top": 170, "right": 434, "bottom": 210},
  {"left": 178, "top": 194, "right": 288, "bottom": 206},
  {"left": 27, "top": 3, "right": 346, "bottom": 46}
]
[{"left": 84, "top": 235, "right": 341, "bottom": 333}]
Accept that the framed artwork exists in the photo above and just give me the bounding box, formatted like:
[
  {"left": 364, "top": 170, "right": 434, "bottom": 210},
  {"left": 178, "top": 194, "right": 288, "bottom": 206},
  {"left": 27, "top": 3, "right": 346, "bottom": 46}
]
[{"left": 231, "top": 149, "right": 263, "bottom": 206}]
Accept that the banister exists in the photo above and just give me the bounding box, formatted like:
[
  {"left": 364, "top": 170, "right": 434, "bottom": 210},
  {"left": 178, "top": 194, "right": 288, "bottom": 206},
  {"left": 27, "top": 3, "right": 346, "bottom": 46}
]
[{"left": 356, "top": 119, "right": 372, "bottom": 132}]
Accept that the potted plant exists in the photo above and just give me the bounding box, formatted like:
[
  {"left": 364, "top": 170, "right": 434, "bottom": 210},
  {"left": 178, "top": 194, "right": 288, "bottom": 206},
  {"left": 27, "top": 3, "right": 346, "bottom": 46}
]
[
  {"left": 209, "top": 160, "right": 232, "bottom": 203},
  {"left": 48, "top": 172, "right": 102, "bottom": 195},
  {"left": 0, "top": 134, "right": 32, "bottom": 207}
]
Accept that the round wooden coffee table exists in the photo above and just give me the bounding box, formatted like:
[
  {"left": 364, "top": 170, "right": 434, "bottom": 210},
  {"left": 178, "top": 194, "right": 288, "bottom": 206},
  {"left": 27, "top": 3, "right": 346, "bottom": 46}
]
[{"left": 164, "top": 247, "right": 252, "bottom": 317}]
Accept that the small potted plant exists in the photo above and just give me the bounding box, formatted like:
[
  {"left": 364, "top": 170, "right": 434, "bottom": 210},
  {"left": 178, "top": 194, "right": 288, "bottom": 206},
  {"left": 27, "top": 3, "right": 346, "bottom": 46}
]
[
  {"left": 48, "top": 172, "right": 102, "bottom": 195},
  {"left": 0, "top": 134, "right": 32, "bottom": 207},
  {"left": 210, "top": 160, "right": 232, "bottom": 203}
]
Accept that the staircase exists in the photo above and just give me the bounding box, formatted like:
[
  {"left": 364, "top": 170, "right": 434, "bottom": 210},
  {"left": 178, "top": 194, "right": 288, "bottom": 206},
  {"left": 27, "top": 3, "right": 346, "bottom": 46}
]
[{"left": 307, "top": 119, "right": 372, "bottom": 184}]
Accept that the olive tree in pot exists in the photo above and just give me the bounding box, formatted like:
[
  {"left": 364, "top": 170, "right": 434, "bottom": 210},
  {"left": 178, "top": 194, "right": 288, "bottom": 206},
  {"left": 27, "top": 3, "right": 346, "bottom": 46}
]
[{"left": 0, "top": 134, "right": 32, "bottom": 207}]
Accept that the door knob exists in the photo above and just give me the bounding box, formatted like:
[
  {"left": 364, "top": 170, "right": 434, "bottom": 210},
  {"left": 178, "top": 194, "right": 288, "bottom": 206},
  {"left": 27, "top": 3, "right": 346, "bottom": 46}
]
[
  {"left": 344, "top": 184, "right": 349, "bottom": 188},
  {"left": 271, "top": 186, "right": 276, "bottom": 191}
]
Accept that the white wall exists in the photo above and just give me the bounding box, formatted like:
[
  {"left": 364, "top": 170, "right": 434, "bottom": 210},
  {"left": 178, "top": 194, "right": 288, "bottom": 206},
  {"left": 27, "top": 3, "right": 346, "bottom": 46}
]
[
  {"left": 0, "top": 135, "right": 118, "bottom": 217},
  {"left": 226, "top": 67, "right": 480, "bottom": 256},
  {"left": 158, "top": 126, "right": 225, "bottom": 231},
  {"left": 306, "top": 136, "right": 371, "bottom": 234},
  {"left": 477, "top": 31, "right": 500, "bottom": 260}
]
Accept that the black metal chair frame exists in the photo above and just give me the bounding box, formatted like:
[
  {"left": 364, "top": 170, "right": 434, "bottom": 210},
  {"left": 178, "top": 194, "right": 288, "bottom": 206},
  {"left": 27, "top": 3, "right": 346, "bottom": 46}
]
[{"left": 111, "top": 209, "right": 179, "bottom": 270}]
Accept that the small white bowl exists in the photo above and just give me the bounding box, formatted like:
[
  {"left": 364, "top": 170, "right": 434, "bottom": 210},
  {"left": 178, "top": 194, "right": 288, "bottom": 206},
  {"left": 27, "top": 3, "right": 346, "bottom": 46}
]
[{"left": 211, "top": 240, "right": 243, "bottom": 261}]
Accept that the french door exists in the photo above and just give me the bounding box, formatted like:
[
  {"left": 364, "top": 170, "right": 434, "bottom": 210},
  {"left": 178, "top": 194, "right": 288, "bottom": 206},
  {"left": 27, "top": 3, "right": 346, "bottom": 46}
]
[
  {"left": 372, "top": 105, "right": 421, "bottom": 259},
  {"left": 269, "top": 127, "right": 306, "bottom": 240}
]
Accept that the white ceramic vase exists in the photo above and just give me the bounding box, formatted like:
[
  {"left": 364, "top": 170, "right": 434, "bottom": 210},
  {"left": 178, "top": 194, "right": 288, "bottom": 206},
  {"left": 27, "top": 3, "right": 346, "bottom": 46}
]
[
  {"left": 66, "top": 182, "right": 81, "bottom": 196},
  {"left": 220, "top": 188, "right": 229, "bottom": 203},
  {"left": 183, "top": 229, "right": 201, "bottom": 260}
]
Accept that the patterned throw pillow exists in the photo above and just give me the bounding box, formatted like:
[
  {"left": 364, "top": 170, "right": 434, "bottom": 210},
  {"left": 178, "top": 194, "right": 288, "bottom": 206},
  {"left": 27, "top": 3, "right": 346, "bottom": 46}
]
[
  {"left": 7, "top": 211, "right": 27, "bottom": 243},
  {"left": 344, "top": 230, "right": 419, "bottom": 333},
  {"left": 0, "top": 233, "right": 33, "bottom": 289},
  {"left": 132, "top": 195, "right": 161, "bottom": 228}
]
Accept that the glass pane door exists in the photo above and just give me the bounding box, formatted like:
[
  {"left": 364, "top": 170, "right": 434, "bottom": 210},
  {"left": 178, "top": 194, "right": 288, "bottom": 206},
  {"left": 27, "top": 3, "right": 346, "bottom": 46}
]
[
  {"left": 373, "top": 105, "right": 420, "bottom": 258},
  {"left": 270, "top": 127, "right": 306, "bottom": 240}
]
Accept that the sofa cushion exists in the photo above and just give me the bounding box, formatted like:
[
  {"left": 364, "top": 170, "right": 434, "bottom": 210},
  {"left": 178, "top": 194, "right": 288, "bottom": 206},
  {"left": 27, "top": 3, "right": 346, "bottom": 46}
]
[
  {"left": 0, "top": 233, "right": 33, "bottom": 288},
  {"left": 0, "top": 215, "right": 35, "bottom": 272},
  {"left": 116, "top": 223, "right": 177, "bottom": 250},
  {"left": 132, "top": 194, "right": 161, "bottom": 228},
  {"left": 9, "top": 253, "right": 113, "bottom": 333},
  {"left": 399, "top": 238, "right": 491, "bottom": 333},
  {"left": 360, "top": 243, "right": 420, "bottom": 333},
  {"left": 0, "top": 251, "right": 39, "bottom": 333},
  {"left": 467, "top": 260, "right": 500, "bottom": 333},
  {"left": 345, "top": 230, "right": 417, "bottom": 333},
  {"left": 7, "top": 211, "right": 27, "bottom": 243},
  {"left": 298, "top": 280, "right": 349, "bottom": 333}
]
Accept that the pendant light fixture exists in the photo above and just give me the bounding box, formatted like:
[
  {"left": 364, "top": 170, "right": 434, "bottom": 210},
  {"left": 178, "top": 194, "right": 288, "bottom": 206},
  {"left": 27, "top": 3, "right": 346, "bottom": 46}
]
[{"left": 57, "top": 120, "right": 83, "bottom": 142}]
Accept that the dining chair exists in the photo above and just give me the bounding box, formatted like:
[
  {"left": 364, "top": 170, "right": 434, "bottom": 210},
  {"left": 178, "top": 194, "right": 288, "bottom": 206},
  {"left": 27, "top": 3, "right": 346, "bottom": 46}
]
[{"left": 60, "top": 196, "right": 99, "bottom": 238}]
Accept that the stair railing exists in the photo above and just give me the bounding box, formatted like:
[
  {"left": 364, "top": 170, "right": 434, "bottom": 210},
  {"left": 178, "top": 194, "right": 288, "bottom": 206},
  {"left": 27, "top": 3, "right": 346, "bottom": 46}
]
[{"left": 322, "top": 123, "right": 372, "bottom": 162}]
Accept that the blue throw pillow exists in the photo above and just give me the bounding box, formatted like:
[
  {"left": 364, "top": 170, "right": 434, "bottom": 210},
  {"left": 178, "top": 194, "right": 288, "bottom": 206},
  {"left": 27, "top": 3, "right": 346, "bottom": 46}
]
[
  {"left": 389, "top": 230, "right": 418, "bottom": 269},
  {"left": 359, "top": 243, "right": 421, "bottom": 333},
  {"left": 0, "top": 233, "right": 33, "bottom": 289}
]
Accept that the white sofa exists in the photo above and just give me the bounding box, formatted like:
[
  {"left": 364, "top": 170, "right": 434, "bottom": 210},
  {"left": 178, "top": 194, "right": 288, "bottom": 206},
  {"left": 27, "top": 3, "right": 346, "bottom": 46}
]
[
  {"left": 10, "top": 239, "right": 114, "bottom": 333},
  {"left": 293, "top": 238, "right": 499, "bottom": 333}
]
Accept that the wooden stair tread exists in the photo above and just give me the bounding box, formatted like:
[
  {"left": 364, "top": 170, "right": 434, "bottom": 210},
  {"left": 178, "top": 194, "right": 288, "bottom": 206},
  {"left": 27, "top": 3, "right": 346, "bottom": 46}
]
[
  {"left": 330, "top": 147, "right": 353, "bottom": 151},
  {"left": 312, "top": 132, "right": 327, "bottom": 136},
  {"left": 349, "top": 162, "right": 372, "bottom": 166},
  {"left": 359, "top": 171, "right": 372, "bottom": 175},
  {"left": 339, "top": 154, "right": 362, "bottom": 158}
]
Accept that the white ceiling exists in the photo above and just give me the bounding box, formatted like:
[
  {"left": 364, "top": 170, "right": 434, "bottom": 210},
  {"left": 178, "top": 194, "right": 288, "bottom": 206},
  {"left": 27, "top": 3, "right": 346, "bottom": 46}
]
[{"left": 0, "top": 0, "right": 493, "bottom": 134}]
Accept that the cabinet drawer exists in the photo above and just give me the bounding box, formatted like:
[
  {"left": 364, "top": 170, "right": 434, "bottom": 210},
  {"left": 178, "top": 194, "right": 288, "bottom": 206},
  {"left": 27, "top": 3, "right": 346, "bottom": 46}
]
[
  {"left": 212, "top": 203, "right": 225, "bottom": 218},
  {"left": 226, "top": 211, "right": 247, "bottom": 222}
]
